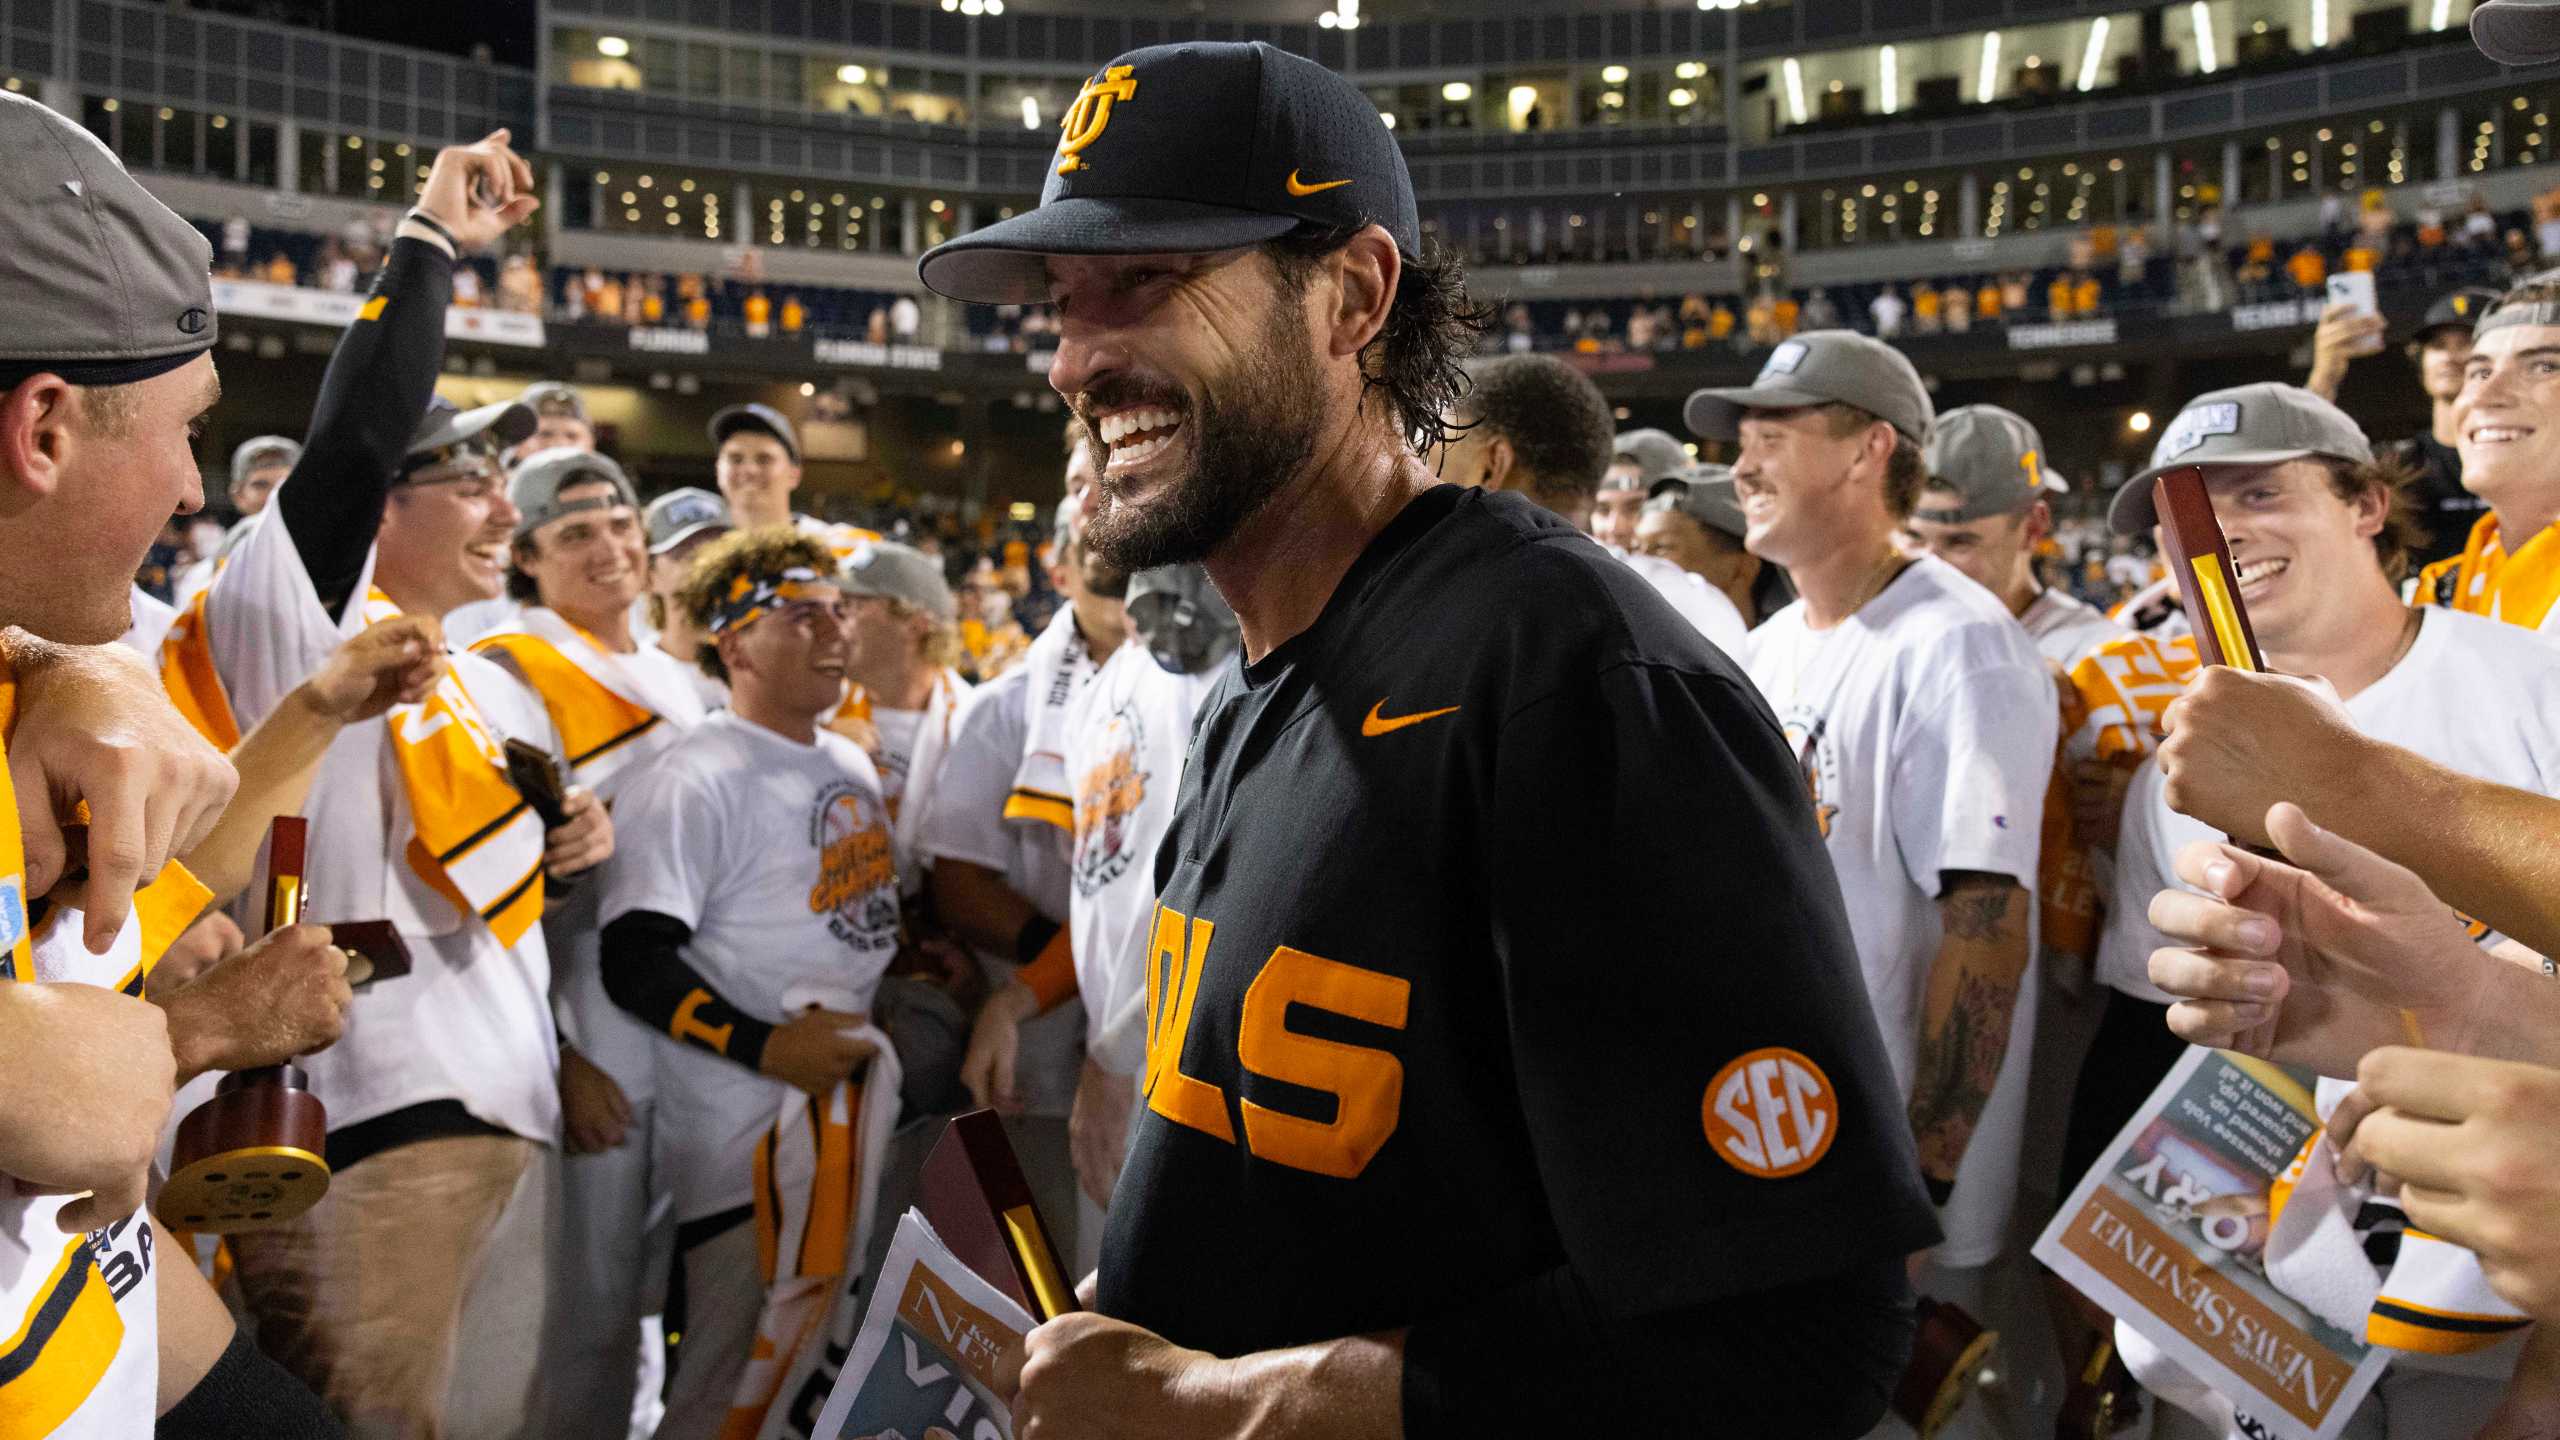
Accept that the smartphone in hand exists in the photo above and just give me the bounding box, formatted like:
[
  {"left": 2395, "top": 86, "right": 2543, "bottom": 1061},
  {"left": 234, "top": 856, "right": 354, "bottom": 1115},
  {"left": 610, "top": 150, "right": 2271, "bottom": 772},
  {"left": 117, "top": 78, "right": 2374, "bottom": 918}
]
[{"left": 2326, "top": 271, "right": 2384, "bottom": 355}]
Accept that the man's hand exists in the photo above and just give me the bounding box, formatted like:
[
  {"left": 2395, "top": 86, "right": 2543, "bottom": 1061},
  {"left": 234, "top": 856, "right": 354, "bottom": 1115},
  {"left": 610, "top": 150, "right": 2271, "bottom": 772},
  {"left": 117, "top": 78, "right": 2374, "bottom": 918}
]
[
  {"left": 2332, "top": 1047, "right": 2560, "bottom": 1322},
  {"left": 299, "top": 616, "right": 444, "bottom": 723},
  {"left": 543, "top": 788, "right": 612, "bottom": 879},
  {"left": 0, "top": 982, "right": 175, "bottom": 1232},
  {"left": 963, "top": 980, "right": 1037, "bottom": 1115},
  {"left": 2304, "top": 300, "right": 2385, "bottom": 401},
  {"left": 1069, "top": 1057, "right": 1135, "bottom": 1210},
  {"left": 1003, "top": 1312, "right": 1238, "bottom": 1440},
  {"left": 153, "top": 910, "right": 243, "bottom": 995},
  {"left": 2145, "top": 802, "right": 2491, "bottom": 1075},
  {"left": 6, "top": 637, "right": 238, "bottom": 952},
  {"left": 560, "top": 1046, "right": 635, "bottom": 1154},
  {"left": 2156, "top": 668, "right": 2361, "bottom": 848},
  {"left": 758, "top": 1007, "right": 877, "bottom": 1097},
  {"left": 155, "top": 923, "right": 352, "bottom": 1083},
  {"left": 416, "top": 130, "right": 538, "bottom": 253}
]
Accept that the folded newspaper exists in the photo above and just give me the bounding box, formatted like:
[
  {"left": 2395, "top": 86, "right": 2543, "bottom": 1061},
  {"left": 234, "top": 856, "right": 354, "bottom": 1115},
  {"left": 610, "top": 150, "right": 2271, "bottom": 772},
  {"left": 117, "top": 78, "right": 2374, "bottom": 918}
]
[
  {"left": 810, "top": 1210, "right": 1035, "bottom": 1440},
  {"left": 2033, "top": 1047, "right": 2388, "bottom": 1440}
]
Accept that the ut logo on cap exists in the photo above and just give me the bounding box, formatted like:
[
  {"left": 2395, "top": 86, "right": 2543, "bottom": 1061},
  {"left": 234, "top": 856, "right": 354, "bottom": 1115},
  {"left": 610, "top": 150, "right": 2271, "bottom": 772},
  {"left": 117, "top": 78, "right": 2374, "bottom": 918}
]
[{"left": 1058, "top": 65, "right": 1139, "bottom": 176}]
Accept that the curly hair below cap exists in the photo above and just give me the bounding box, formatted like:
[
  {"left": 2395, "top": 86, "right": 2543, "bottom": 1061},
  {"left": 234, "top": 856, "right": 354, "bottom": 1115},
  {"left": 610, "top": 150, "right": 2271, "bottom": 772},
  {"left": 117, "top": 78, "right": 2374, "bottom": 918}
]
[{"left": 1265, "top": 225, "right": 1495, "bottom": 456}]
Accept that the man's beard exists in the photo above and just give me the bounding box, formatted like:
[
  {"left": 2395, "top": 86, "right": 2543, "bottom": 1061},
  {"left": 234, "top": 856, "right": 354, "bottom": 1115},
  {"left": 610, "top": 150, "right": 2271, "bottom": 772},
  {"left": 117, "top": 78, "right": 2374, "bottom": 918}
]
[{"left": 1078, "top": 304, "right": 1321, "bottom": 571}]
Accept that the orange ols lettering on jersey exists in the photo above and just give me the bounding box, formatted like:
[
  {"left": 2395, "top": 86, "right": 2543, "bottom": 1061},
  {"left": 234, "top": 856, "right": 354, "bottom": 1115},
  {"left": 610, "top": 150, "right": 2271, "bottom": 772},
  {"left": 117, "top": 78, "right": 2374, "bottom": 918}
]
[
  {"left": 1142, "top": 902, "right": 1413, "bottom": 1179},
  {"left": 1702, "top": 1047, "right": 1839, "bottom": 1179}
]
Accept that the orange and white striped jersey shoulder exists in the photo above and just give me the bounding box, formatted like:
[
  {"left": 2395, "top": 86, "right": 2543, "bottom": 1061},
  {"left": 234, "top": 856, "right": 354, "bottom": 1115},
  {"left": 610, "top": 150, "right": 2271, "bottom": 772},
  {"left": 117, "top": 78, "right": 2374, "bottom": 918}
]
[
  {"left": 2415, "top": 511, "right": 2560, "bottom": 635},
  {"left": 2064, "top": 630, "right": 2202, "bottom": 766}
]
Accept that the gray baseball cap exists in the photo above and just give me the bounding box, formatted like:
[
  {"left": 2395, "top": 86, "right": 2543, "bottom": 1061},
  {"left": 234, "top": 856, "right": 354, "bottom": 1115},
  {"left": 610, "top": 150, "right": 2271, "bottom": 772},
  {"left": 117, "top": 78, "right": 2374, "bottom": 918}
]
[
  {"left": 509, "top": 446, "right": 639, "bottom": 543},
  {"left": 645, "top": 486, "right": 733, "bottom": 555},
  {"left": 1606, "top": 429, "right": 1691, "bottom": 491},
  {"left": 519, "top": 380, "right": 589, "bottom": 425},
  {"left": 1918, "top": 405, "right": 2068, "bottom": 523},
  {"left": 1645, "top": 464, "right": 1745, "bottom": 540},
  {"left": 0, "top": 92, "right": 216, "bottom": 378},
  {"left": 1126, "top": 563, "right": 1240, "bottom": 676},
  {"left": 2109, "top": 382, "right": 2373, "bottom": 535},
  {"left": 1683, "top": 330, "right": 1933, "bottom": 446},
  {"left": 230, "top": 435, "right": 301, "bottom": 490},
  {"left": 709, "top": 402, "right": 800, "bottom": 463},
  {"left": 2472, "top": 0, "right": 2560, "bottom": 65},
  {"left": 841, "top": 538, "right": 956, "bottom": 623},
  {"left": 399, "top": 396, "right": 537, "bottom": 482}
]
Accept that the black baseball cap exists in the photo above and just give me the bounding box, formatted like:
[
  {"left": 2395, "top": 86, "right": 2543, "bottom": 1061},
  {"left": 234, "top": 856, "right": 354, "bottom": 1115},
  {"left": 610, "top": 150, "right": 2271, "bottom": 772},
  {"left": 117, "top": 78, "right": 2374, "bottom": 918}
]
[
  {"left": 2418, "top": 286, "right": 2501, "bottom": 343},
  {"left": 709, "top": 402, "right": 800, "bottom": 463},
  {"left": 2473, "top": 0, "right": 2560, "bottom": 65},
  {"left": 917, "top": 42, "right": 1420, "bottom": 305}
]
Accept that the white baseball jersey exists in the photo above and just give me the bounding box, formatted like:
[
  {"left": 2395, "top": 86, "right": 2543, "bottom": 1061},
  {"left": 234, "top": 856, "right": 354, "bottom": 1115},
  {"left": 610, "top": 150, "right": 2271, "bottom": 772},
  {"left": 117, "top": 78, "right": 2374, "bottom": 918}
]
[
  {"left": 0, "top": 872, "right": 208, "bottom": 1438},
  {"left": 2102, "top": 607, "right": 2560, "bottom": 1001},
  {"left": 181, "top": 504, "right": 564, "bottom": 1143},
  {"left": 2019, "top": 585, "right": 2124, "bottom": 670},
  {"left": 474, "top": 607, "right": 711, "bottom": 1102},
  {"left": 1744, "top": 554, "right": 2057, "bottom": 1267},
  {"left": 1065, "top": 641, "right": 1219, "bottom": 1079},
  {"left": 601, "top": 710, "right": 901, "bottom": 1223},
  {"left": 854, "top": 667, "right": 972, "bottom": 896},
  {"left": 920, "top": 651, "right": 1091, "bottom": 1117}
]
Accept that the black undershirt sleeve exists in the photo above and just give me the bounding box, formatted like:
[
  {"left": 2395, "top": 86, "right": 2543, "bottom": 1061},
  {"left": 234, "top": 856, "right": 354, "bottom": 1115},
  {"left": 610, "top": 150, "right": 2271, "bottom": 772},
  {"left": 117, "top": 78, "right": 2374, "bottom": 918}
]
[
  {"left": 157, "top": 1326, "right": 344, "bottom": 1438},
  {"left": 599, "top": 909, "right": 774, "bottom": 1072},
  {"left": 1400, "top": 1256, "right": 1912, "bottom": 1438},
  {"left": 275, "top": 235, "right": 455, "bottom": 621}
]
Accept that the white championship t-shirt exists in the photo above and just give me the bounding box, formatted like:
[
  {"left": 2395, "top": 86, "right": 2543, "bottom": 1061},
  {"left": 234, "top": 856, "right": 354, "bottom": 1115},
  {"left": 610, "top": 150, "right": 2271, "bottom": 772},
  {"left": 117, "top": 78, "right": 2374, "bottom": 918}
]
[
  {"left": 2101, "top": 607, "right": 2560, "bottom": 1002},
  {"left": 188, "top": 505, "right": 564, "bottom": 1143},
  {"left": 1065, "top": 641, "right": 1219, "bottom": 1079},
  {"left": 919, "top": 661, "right": 1088, "bottom": 1117},
  {"left": 2020, "top": 585, "right": 2124, "bottom": 670},
  {"left": 1744, "top": 553, "right": 2058, "bottom": 1267},
  {"left": 1614, "top": 545, "right": 1752, "bottom": 661},
  {"left": 601, "top": 709, "right": 902, "bottom": 1222}
]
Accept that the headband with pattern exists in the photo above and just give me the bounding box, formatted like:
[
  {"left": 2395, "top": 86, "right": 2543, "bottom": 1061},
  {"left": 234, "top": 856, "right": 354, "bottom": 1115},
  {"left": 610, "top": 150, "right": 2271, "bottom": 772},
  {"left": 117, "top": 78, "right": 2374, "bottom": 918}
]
[{"left": 706, "top": 565, "right": 835, "bottom": 637}]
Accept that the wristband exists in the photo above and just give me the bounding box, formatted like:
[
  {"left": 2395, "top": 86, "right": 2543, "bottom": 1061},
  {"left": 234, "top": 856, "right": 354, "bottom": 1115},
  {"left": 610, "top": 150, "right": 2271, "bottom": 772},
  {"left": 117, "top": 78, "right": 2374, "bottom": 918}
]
[
  {"left": 403, "top": 207, "right": 459, "bottom": 249},
  {"left": 1014, "top": 914, "right": 1062, "bottom": 969}
]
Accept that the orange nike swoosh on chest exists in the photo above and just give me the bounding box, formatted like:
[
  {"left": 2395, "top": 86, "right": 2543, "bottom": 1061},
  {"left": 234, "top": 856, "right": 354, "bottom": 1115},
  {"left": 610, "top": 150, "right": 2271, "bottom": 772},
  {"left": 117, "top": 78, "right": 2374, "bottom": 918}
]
[{"left": 1361, "top": 700, "right": 1458, "bottom": 737}]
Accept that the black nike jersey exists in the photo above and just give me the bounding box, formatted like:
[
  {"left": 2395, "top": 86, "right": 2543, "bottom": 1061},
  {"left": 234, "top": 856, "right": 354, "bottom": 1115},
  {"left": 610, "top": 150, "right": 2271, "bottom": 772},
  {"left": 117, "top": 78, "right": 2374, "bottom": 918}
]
[{"left": 1098, "top": 485, "right": 1937, "bottom": 1358}]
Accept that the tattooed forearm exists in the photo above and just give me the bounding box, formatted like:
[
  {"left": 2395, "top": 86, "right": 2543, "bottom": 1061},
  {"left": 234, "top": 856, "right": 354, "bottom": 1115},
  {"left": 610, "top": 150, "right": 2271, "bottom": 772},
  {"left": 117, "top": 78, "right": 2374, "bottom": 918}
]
[
  {"left": 1910, "top": 872, "right": 2032, "bottom": 1182},
  {"left": 1940, "top": 872, "right": 2019, "bottom": 941}
]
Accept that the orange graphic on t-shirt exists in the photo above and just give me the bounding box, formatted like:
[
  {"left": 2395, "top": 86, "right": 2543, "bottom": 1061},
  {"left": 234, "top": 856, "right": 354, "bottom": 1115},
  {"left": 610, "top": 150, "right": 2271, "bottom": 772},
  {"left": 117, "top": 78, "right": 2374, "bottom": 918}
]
[
  {"left": 1704, "top": 1047, "right": 1838, "bottom": 1179},
  {"left": 809, "top": 793, "right": 894, "bottom": 915},
  {"left": 1074, "top": 748, "right": 1144, "bottom": 854}
]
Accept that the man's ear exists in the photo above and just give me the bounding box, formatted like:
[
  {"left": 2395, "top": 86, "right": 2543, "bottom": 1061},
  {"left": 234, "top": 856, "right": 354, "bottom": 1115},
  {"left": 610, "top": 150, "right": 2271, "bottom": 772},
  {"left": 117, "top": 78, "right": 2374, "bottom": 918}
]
[
  {"left": 0, "top": 375, "right": 76, "bottom": 518},
  {"left": 715, "top": 629, "right": 749, "bottom": 679},
  {"left": 1320, "top": 225, "right": 1400, "bottom": 363},
  {"left": 1481, "top": 434, "right": 1518, "bottom": 491}
]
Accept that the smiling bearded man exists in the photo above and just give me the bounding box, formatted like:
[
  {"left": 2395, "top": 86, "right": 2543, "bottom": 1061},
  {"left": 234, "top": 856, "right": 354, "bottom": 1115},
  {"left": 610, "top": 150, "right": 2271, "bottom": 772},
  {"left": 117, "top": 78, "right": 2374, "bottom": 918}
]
[{"left": 916, "top": 39, "right": 1935, "bottom": 1439}]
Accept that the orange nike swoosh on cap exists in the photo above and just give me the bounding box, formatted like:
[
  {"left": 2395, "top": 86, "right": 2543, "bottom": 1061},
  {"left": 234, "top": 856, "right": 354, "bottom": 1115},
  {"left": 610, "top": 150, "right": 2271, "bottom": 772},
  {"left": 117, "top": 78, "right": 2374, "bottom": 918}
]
[
  {"left": 1286, "top": 170, "right": 1354, "bottom": 197},
  {"left": 1362, "top": 700, "right": 1458, "bottom": 737}
]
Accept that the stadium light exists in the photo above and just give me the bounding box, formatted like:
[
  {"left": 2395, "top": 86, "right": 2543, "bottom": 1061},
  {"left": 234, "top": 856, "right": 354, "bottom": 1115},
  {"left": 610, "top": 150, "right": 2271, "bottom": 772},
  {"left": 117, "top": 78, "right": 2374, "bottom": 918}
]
[
  {"left": 2310, "top": 0, "right": 2328, "bottom": 46},
  {"left": 2076, "top": 17, "right": 2109, "bottom": 92},
  {"left": 2433, "top": 0, "right": 2454, "bottom": 28},
  {"left": 2192, "top": 3, "right": 2218, "bottom": 73},
  {"left": 1668, "top": 86, "right": 1697, "bottom": 108},
  {"left": 1442, "top": 80, "right": 1472, "bottom": 102},
  {"left": 1021, "top": 95, "right": 1040, "bottom": 129},
  {"left": 1977, "top": 32, "right": 2002, "bottom": 104},
  {"left": 1602, "top": 65, "right": 1629, "bottom": 84},
  {"left": 596, "top": 35, "right": 630, "bottom": 57},
  {"left": 837, "top": 64, "right": 867, "bottom": 85},
  {"left": 1782, "top": 57, "right": 1807, "bottom": 126},
  {"left": 1879, "top": 45, "right": 1898, "bottom": 115},
  {"left": 2128, "top": 411, "right": 2153, "bottom": 434}
]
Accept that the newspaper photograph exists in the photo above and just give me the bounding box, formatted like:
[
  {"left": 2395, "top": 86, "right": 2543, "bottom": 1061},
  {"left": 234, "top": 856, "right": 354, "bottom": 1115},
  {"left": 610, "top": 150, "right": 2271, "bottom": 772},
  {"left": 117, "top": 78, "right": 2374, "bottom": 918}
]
[
  {"left": 2033, "top": 1046, "right": 2389, "bottom": 1440},
  {"left": 809, "top": 1210, "right": 1036, "bottom": 1440}
]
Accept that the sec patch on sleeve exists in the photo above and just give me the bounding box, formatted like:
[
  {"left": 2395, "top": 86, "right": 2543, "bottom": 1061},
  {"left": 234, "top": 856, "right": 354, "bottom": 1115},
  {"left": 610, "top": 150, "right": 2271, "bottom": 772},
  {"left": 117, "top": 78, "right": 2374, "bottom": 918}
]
[{"left": 1704, "top": 1047, "right": 1839, "bottom": 1179}]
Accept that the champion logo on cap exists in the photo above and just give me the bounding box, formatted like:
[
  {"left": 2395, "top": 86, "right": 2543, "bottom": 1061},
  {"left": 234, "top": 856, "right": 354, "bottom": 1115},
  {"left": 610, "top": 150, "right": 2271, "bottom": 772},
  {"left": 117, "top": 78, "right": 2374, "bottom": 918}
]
[
  {"left": 2155, "top": 401, "right": 2241, "bottom": 462},
  {"left": 1762, "top": 340, "right": 1809, "bottom": 377},
  {"left": 1057, "top": 66, "right": 1139, "bottom": 176}
]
